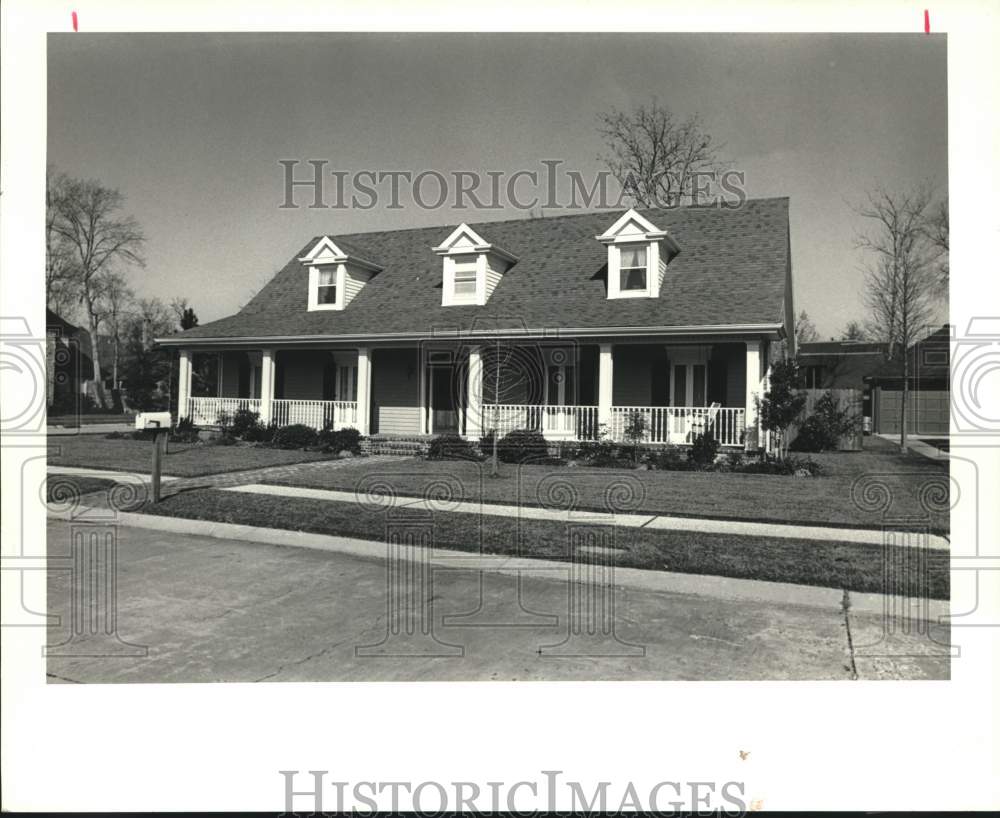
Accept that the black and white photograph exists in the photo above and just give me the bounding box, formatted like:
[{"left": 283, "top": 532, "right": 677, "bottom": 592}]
[{"left": 2, "top": 1, "right": 998, "bottom": 814}]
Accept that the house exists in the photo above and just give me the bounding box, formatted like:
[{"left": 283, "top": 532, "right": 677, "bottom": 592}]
[
  {"left": 866, "top": 324, "right": 951, "bottom": 436},
  {"left": 46, "top": 308, "right": 95, "bottom": 410},
  {"left": 797, "top": 326, "right": 951, "bottom": 436},
  {"left": 158, "top": 198, "right": 795, "bottom": 448}
]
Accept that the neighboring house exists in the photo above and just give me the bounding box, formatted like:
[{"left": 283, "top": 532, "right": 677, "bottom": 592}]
[
  {"left": 797, "top": 326, "right": 951, "bottom": 436},
  {"left": 867, "top": 325, "right": 951, "bottom": 436},
  {"left": 796, "top": 339, "right": 890, "bottom": 430},
  {"left": 158, "top": 199, "right": 795, "bottom": 448},
  {"left": 46, "top": 308, "right": 94, "bottom": 409}
]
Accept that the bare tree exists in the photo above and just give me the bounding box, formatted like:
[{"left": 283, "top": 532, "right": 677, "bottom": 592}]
[
  {"left": 51, "top": 177, "right": 146, "bottom": 406},
  {"left": 856, "top": 185, "right": 940, "bottom": 453},
  {"left": 96, "top": 270, "right": 135, "bottom": 389},
  {"left": 795, "top": 310, "right": 819, "bottom": 345},
  {"left": 840, "top": 320, "right": 868, "bottom": 341},
  {"left": 46, "top": 169, "right": 79, "bottom": 317},
  {"left": 598, "top": 101, "right": 724, "bottom": 207},
  {"left": 923, "top": 199, "right": 949, "bottom": 293}
]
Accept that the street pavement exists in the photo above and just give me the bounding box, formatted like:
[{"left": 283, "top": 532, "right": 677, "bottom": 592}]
[{"left": 45, "top": 519, "right": 950, "bottom": 682}]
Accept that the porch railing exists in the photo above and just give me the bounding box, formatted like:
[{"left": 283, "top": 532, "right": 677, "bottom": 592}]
[
  {"left": 482, "top": 404, "right": 601, "bottom": 441},
  {"left": 611, "top": 406, "right": 745, "bottom": 447},
  {"left": 271, "top": 399, "right": 358, "bottom": 430},
  {"left": 188, "top": 397, "right": 262, "bottom": 426}
]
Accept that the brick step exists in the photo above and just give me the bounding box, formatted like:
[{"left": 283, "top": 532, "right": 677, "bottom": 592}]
[{"left": 362, "top": 435, "right": 432, "bottom": 456}]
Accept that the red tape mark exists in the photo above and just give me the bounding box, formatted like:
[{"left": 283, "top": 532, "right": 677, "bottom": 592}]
[
  {"left": 924, "top": 9, "right": 930, "bottom": 34},
  {"left": 72, "top": 11, "right": 78, "bottom": 31}
]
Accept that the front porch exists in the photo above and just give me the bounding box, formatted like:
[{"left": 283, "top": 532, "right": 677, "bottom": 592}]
[{"left": 178, "top": 339, "right": 770, "bottom": 448}]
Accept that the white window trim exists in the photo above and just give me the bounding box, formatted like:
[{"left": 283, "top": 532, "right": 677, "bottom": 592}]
[
  {"left": 308, "top": 263, "right": 345, "bottom": 311},
  {"left": 607, "top": 239, "right": 660, "bottom": 299}
]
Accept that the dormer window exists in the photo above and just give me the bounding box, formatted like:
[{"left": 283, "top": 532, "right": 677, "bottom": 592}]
[
  {"left": 619, "top": 246, "right": 649, "bottom": 292},
  {"left": 300, "top": 236, "right": 383, "bottom": 312},
  {"left": 596, "top": 209, "right": 680, "bottom": 300},
  {"left": 433, "top": 223, "right": 518, "bottom": 307},
  {"left": 316, "top": 267, "right": 337, "bottom": 305}
]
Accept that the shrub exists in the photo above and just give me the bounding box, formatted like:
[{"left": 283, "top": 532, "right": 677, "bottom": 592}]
[
  {"left": 497, "top": 429, "right": 549, "bottom": 464},
  {"left": 104, "top": 430, "right": 126, "bottom": 440},
  {"left": 272, "top": 423, "right": 319, "bottom": 450},
  {"left": 170, "top": 416, "right": 200, "bottom": 443},
  {"left": 575, "top": 439, "right": 627, "bottom": 468},
  {"left": 224, "top": 407, "right": 263, "bottom": 439},
  {"left": 317, "top": 426, "right": 363, "bottom": 455},
  {"left": 243, "top": 420, "right": 278, "bottom": 444},
  {"left": 211, "top": 433, "right": 238, "bottom": 446},
  {"left": 790, "top": 392, "right": 858, "bottom": 453},
  {"left": 642, "top": 445, "right": 696, "bottom": 471},
  {"left": 687, "top": 431, "right": 721, "bottom": 467},
  {"left": 478, "top": 430, "right": 496, "bottom": 460},
  {"left": 427, "top": 433, "right": 478, "bottom": 461},
  {"left": 732, "top": 455, "right": 823, "bottom": 476}
]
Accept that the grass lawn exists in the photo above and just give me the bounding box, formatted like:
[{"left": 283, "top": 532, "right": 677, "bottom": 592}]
[
  {"left": 263, "top": 436, "right": 950, "bottom": 533},
  {"left": 47, "top": 435, "right": 340, "bottom": 477},
  {"left": 136, "top": 489, "right": 949, "bottom": 598},
  {"left": 47, "top": 474, "right": 121, "bottom": 501}
]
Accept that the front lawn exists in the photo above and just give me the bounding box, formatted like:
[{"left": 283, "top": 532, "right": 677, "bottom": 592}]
[
  {"left": 47, "top": 474, "right": 122, "bottom": 501},
  {"left": 136, "top": 489, "right": 949, "bottom": 598},
  {"left": 263, "top": 436, "right": 950, "bottom": 532},
  {"left": 47, "top": 435, "right": 341, "bottom": 477}
]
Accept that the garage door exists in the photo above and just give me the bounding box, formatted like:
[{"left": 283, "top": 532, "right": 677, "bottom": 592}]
[{"left": 875, "top": 389, "right": 949, "bottom": 435}]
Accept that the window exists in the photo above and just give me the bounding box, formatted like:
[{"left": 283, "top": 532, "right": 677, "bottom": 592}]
[
  {"left": 316, "top": 267, "right": 337, "bottom": 305},
  {"left": 452, "top": 255, "right": 478, "bottom": 301},
  {"left": 619, "top": 246, "right": 648, "bottom": 292}
]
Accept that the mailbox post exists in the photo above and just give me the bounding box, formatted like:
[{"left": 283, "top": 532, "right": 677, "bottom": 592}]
[{"left": 135, "top": 412, "right": 172, "bottom": 503}]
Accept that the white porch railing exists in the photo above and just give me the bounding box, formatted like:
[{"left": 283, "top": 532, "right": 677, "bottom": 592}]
[
  {"left": 188, "top": 397, "right": 262, "bottom": 426},
  {"left": 482, "top": 405, "right": 601, "bottom": 441},
  {"left": 611, "top": 406, "right": 745, "bottom": 447},
  {"left": 271, "top": 399, "right": 358, "bottom": 430}
]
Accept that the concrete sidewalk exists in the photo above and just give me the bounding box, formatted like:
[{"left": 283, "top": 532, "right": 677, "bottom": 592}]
[
  {"left": 44, "top": 518, "right": 951, "bottom": 682},
  {"left": 875, "top": 433, "right": 949, "bottom": 463}
]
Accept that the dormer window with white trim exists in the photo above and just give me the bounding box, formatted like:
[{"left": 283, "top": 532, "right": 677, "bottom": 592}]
[
  {"left": 433, "top": 223, "right": 518, "bottom": 307},
  {"left": 619, "top": 245, "right": 649, "bottom": 293},
  {"left": 596, "top": 209, "right": 680, "bottom": 300},
  {"left": 300, "top": 236, "right": 383, "bottom": 312}
]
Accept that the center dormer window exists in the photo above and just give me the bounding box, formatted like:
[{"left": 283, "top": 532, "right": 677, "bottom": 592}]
[
  {"left": 452, "top": 255, "right": 479, "bottom": 302},
  {"left": 619, "top": 246, "right": 648, "bottom": 292},
  {"left": 433, "top": 223, "right": 518, "bottom": 307}
]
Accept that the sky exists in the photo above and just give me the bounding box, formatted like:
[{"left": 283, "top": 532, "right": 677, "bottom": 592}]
[{"left": 47, "top": 33, "right": 948, "bottom": 338}]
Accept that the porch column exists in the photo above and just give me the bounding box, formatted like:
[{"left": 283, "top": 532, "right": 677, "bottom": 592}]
[
  {"left": 357, "top": 347, "right": 372, "bottom": 435},
  {"left": 745, "top": 340, "right": 761, "bottom": 444},
  {"left": 177, "top": 350, "right": 192, "bottom": 420},
  {"left": 418, "top": 345, "right": 428, "bottom": 435},
  {"left": 466, "top": 345, "right": 483, "bottom": 439},
  {"left": 259, "top": 348, "right": 276, "bottom": 424},
  {"left": 598, "top": 343, "right": 614, "bottom": 433}
]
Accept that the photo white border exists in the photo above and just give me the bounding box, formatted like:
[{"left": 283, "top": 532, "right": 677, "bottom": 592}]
[{"left": 2, "top": 0, "right": 998, "bottom": 811}]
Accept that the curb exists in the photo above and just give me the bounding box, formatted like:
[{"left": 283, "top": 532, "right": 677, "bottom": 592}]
[{"left": 47, "top": 506, "right": 950, "bottom": 620}]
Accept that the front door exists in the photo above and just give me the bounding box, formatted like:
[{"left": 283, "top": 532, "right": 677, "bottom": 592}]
[{"left": 430, "top": 364, "right": 458, "bottom": 433}]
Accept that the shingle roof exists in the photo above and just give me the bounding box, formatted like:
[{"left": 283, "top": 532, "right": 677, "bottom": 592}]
[{"left": 169, "top": 197, "right": 790, "bottom": 342}]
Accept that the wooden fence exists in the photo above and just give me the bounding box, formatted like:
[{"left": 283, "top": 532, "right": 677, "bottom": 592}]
[{"left": 784, "top": 388, "right": 863, "bottom": 451}]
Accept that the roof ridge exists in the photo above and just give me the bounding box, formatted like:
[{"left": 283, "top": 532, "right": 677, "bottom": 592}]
[{"left": 320, "top": 196, "right": 789, "bottom": 244}]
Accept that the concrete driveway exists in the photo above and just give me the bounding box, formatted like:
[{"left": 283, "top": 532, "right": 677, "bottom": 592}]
[{"left": 45, "top": 519, "right": 949, "bottom": 682}]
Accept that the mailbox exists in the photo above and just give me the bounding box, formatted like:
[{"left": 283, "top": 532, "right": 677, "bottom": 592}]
[{"left": 135, "top": 411, "right": 172, "bottom": 430}]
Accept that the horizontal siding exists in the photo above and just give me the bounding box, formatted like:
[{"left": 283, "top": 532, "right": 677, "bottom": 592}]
[
  {"left": 484, "top": 254, "right": 506, "bottom": 301},
  {"left": 342, "top": 265, "right": 370, "bottom": 308},
  {"left": 372, "top": 348, "right": 420, "bottom": 434},
  {"left": 220, "top": 352, "right": 243, "bottom": 398}
]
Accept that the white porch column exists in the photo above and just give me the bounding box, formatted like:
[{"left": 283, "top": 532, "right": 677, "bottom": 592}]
[
  {"left": 466, "top": 345, "right": 483, "bottom": 439},
  {"left": 745, "top": 340, "right": 762, "bottom": 444},
  {"left": 598, "top": 343, "right": 614, "bottom": 434},
  {"left": 356, "top": 347, "right": 372, "bottom": 435},
  {"left": 417, "top": 345, "right": 428, "bottom": 435},
  {"left": 177, "top": 350, "right": 192, "bottom": 420},
  {"left": 259, "top": 349, "right": 276, "bottom": 424}
]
